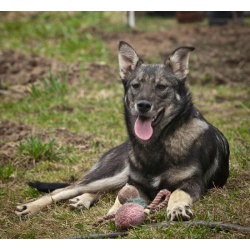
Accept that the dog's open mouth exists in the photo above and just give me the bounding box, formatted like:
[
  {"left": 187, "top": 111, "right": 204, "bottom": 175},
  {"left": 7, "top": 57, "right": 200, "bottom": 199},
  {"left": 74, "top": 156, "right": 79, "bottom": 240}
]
[{"left": 134, "top": 109, "right": 165, "bottom": 141}]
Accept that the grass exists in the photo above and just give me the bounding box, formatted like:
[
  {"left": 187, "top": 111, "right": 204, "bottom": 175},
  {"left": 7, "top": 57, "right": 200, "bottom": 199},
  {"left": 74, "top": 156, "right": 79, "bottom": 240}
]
[
  {"left": 30, "top": 74, "right": 68, "bottom": 98},
  {"left": 0, "top": 12, "right": 112, "bottom": 63},
  {"left": 18, "top": 136, "right": 59, "bottom": 163},
  {"left": 0, "top": 163, "right": 14, "bottom": 181},
  {"left": 0, "top": 12, "right": 249, "bottom": 239},
  {"left": 16, "top": 134, "right": 81, "bottom": 169}
]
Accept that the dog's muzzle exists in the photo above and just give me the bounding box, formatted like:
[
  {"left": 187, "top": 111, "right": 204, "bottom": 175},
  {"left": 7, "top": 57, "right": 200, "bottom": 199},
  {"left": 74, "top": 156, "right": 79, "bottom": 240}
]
[{"left": 136, "top": 100, "right": 152, "bottom": 114}]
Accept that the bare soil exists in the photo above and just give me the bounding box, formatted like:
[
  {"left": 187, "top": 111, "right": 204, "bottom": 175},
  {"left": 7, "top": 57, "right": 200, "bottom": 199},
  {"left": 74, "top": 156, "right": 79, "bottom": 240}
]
[
  {"left": 0, "top": 50, "right": 116, "bottom": 101},
  {"left": 102, "top": 25, "right": 250, "bottom": 86},
  {"left": 0, "top": 50, "right": 74, "bottom": 100}
]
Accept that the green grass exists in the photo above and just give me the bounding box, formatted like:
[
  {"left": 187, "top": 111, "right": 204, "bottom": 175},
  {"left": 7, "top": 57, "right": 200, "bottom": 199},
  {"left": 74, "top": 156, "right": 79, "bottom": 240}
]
[
  {"left": 18, "top": 136, "right": 59, "bottom": 163},
  {"left": 0, "top": 12, "right": 249, "bottom": 239},
  {"left": 0, "top": 72, "right": 125, "bottom": 143},
  {"left": 0, "top": 12, "right": 111, "bottom": 63},
  {"left": 30, "top": 74, "right": 68, "bottom": 98},
  {"left": 17, "top": 134, "right": 80, "bottom": 166},
  {"left": 0, "top": 163, "right": 14, "bottom": 181}
]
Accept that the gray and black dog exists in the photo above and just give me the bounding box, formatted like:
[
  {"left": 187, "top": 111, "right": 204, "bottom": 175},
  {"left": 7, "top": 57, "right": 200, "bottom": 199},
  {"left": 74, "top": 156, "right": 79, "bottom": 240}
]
[{"left": 16, "top": 41, "right": 230, "bottom": 221}]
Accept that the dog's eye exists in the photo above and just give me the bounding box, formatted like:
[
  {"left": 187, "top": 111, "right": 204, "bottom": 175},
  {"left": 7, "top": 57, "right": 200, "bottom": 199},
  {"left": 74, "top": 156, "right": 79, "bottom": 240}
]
[
  {"left": 132, "top": 83, "right": 140, "bottom": 89},
  {"left": 156, "top": 84, "right": 167, "bottom": 91}
]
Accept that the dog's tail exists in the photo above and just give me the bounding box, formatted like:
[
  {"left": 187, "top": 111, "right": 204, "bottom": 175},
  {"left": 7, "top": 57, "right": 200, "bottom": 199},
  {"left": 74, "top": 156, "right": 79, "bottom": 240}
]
[{"left": 27, "top": 181, "right": 70, "bottom": 193}]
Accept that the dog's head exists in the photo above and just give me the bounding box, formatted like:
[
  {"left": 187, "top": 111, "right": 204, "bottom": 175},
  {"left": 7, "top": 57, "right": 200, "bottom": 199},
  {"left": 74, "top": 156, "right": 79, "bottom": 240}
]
[{"left": 118, "top": 41, "right": 194, "bottom": 142}]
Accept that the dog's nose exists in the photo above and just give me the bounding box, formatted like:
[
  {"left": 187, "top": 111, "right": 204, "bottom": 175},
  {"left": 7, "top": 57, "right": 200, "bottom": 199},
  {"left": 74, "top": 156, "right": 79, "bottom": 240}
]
[{"left": 137, "top": 100, "right": 152, "bottom": 113}]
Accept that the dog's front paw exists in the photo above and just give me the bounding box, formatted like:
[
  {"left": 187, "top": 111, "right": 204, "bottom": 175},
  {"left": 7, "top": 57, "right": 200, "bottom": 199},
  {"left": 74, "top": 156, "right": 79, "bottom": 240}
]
[
  {"left": 16, "top": 196, "right": 53, "bottom": 217},
  {"left": 69, "top": 196, "right": 88, "bottom": 209},
  {"left": 15, "top": 203, "right": 40, "bottom": 217},
  {"left": 167, "top": 204, "right": 193, "bottom": 221},
  {"left": 69, "top": 193, "right": 99, "bottom": 209},
  {"left": 167, "top": 189, "right": 193, "bottom": 221}
]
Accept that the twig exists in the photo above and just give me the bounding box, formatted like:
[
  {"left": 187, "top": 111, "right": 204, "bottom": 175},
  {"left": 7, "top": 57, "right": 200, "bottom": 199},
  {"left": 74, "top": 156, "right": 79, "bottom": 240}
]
[
  {"left": 69, "top": 232, "right": 128, "bottom": 239},
  {"left": 149, "top": 220, "right": 250, "bottom": 233},
  {"left": 69, "top": 220, "right": 250, "bottom": 239}
]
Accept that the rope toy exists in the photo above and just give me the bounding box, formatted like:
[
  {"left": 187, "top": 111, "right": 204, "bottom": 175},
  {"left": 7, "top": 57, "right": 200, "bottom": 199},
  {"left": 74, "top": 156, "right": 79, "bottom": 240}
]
[{"left": 93, "top": 184, "right": 171, "bottom": 230}]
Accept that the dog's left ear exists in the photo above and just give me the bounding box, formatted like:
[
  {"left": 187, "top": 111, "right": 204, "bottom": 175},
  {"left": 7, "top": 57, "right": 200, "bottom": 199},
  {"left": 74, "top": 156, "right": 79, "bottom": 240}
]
[
  {"left": 165, "top": 46, "right": 195, "bottom": 81},
  {"left": 118, "top": 41, "right": 143, "bottom": 80}
]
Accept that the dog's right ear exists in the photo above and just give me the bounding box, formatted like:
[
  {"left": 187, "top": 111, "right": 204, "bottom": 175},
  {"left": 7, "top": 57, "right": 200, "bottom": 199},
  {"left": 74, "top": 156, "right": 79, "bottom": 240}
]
[{"left": 118, "top": 41, "right": 143, "bottom": 80}]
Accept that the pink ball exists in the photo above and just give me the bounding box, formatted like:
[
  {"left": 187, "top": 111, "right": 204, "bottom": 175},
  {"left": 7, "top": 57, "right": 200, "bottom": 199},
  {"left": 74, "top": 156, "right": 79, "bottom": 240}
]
[{"left": 115, "top": 203, "right": 146, "bottom": 230}]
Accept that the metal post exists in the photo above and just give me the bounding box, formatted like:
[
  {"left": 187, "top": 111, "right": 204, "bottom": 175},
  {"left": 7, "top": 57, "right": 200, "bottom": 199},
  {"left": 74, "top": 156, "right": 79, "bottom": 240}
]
[{"left": 128, "top": 11, "right": 135, "bottom": 29}]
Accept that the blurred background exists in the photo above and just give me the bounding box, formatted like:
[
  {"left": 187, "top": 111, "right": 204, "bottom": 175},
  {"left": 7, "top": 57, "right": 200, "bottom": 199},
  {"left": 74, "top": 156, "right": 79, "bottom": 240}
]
[{"left": 0, "top": 11, "right": 249, "bottom": 91}]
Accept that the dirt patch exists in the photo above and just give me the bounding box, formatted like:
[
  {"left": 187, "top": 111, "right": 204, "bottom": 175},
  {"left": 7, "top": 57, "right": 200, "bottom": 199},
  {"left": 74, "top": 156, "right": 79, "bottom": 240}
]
[
  {"left": 0, "top": 50, "right": 52, "bottom": 86},
  {"left": 0, "top": 49, "right": 118, "bottom": 101},
  {"left": 53, "top": 128, "right": 92, "bottom": 147},
  {"left": 0, "top": 50, "right": 83, "bottom": 100},
  {"left": 102, "top": 25, "right": 250, "bottom": 86},
  {"left": 86, "top": 62, "right": 119, "bottom": 84},
  {"left": 0, "top": 120, "right": 33, "bottom": 164},
  {"left": 0, "top": 11, "right": 41, "bottom": 22},
  {"left": 0, "top": 120, "right": 33, "bottom": 143},
  {"left": 0, "top": 120, "right": 92, "bottom": 166}
]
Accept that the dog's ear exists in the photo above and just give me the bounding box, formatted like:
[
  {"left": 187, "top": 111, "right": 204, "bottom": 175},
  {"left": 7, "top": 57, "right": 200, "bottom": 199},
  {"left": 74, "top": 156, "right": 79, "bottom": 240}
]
[
  {"left": 118, "top": 41, "right": 143, "bottom": 80},
  {"left": 165, "top": 46, "right": 194, "bottom": 81}
]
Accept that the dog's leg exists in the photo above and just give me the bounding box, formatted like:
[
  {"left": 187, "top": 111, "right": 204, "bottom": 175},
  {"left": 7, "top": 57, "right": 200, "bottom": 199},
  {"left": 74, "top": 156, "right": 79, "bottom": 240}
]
[
  {"left": 69, "top": 193, "right": 101, "bottom": 209},
  {"left": 16, "top": 142, "right": 130, "bottom": 217},
  {"left": 16, "top": 165, "right": 129, "bottom": 216},
  {"left": 15, "top": 185, "right": 85, "bottom": 216},
  {"left": 107, "top": 196, "right": 122, "bottom": 215},
  {"left": 107, "top": 184, "right": 149, "bottom": 215},
  {"left": 167, "top": 189, "right": 193, "bottom": 221}
]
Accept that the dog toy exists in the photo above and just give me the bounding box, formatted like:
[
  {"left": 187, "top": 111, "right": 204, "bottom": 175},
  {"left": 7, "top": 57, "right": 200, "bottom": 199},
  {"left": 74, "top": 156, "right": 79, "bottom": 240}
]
[
  {"left": 115, "top": 202, "right": 146, "bottom": 230},
  {"left": 93, "top": 184, "right": 171, "bottom": 230}
]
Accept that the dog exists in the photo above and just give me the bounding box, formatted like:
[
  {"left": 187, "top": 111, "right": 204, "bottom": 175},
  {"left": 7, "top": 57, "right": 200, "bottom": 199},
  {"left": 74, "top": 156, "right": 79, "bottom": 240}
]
[{"left": 16, "top": 41, "right": 230, "bottom": 221}]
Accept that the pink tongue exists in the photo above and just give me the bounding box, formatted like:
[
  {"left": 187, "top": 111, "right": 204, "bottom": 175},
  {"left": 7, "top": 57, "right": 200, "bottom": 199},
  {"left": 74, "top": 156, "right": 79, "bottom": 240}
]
[{"left": 134, "top": 116, "right": 153, "bottom": 140}]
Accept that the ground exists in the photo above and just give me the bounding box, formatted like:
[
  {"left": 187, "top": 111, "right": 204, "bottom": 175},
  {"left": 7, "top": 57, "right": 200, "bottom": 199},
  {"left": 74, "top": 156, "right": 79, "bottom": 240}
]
[{"left": 0, "top": 12, "right": 249, "bottom": 239}]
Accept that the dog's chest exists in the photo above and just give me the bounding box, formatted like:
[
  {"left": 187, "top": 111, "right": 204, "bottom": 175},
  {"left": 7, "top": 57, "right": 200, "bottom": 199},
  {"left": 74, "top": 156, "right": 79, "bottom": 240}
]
[
  {"left": 128, "top": 155, "right": 198, "bottom": 198},
  {"left": 128, "top": 168, "right": 164, "bottom": 198}
]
